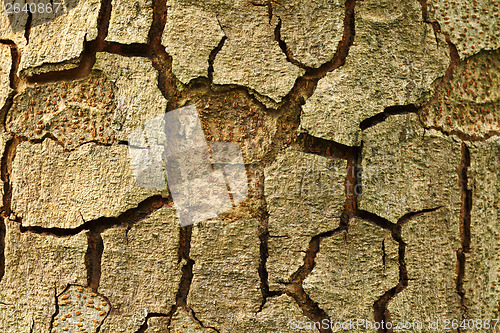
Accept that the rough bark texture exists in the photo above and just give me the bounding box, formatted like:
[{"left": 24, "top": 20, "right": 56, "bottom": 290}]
[{"left": 0, "top": 0, "right": 498, "bottom": 332}]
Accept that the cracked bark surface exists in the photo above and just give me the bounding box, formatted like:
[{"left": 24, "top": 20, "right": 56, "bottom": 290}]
[
  {"left": 11, "top": 140, "right": 167, "bottom": 228},
  {"left": 0, "top": 220, "right": 87, "bottom": 332},
  {"left": 464, "top": 139, "right": 500, "bottom": 321},
  {"left": 264, "top": 149, "right": 346, "bottom": 287},
  {"left": 300, "top": 0, "right": 450, "bottom": 146},
  {"left": 98, "top": 207, "right": 182, "bottom": 332},
  {"left": 361, "top": 114, "right": 463, "bottom": 326},
  {"left": 17, "top": 0, "right": 102, "bottom": 76},
  {"left": 0, "top": 0, "right": 498, "bottom": 332},
  {"left": 106, "top": 0, "right": 153, "bottom": 44}
]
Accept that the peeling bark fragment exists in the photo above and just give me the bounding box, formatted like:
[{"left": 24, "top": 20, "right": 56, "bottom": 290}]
[
  {"left": 7, "top": 53, "right": 167, "bottom": 147},
  {"left": 427, "top": 0, "right": 500, "bottom": 59},
  {"left": 421, "top": 50, "right": 500, "bottom": 139},
  {"left": 360, "top": 114, "right": 463, "bottom": 324},
  {"left": 264, "top": 149, "right": 346, "bottom": 288},
  {"left": 0, "top": 45, "right": 12, "bottom": 109},
  {"left": 212, "top": 1, "right": 304, "bottom": 107},
  {"left": 106, "top": 0, "right": 153, "bottom": 44},
  {"left": 162, "top": 0, "right": 225, "bottom": 84},
  {"left": 52, "top": 285, "right": 110, "bottom": 333},
  {"left": 11, "top": 140, "right": 165, "bottom": 228},
  {"left": 99, "top": 207, "right": 182, "bottom": 332},
  {"left": 273, "top": 0, "right": 344, "bottom": 68},
  {"left": 188, "top": 219, "right": 262, "bottom": 332},
  {"left": 303, "top": 218, "right": 399, "bottom": 324},
  {"left": 18, "top": 0, "right": 101, "bottom": 76},
  {"left": 301, "top": 0, "right": 449, "bottom": 146},
  {"left": 0, "top": 219, "right": 87, "bottom": 332},
  {"left": 464, "top": 139, "right": 500, "bottom": 319}
]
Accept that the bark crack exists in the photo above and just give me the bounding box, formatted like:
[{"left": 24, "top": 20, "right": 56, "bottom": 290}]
[
  {"left": 456, "top": 142, "right": 472, "bottom": 330},
  {"left": 301, "top": 0, "right": 356, "bottom": 80},
  {"left": 207, "top": 33, "right": 227, "bottom": 83},
  {"left": 19, "top": 195, "right": 172, "bottom": 236},
  {"left": 359, "top": 104, "right": 419, "bottom": 131},
  {"left": 85, "top": 230, "right": 104, "bottom": 292},
  {"left": 24, "top": 0, "right": 113, "bottom": 84}
]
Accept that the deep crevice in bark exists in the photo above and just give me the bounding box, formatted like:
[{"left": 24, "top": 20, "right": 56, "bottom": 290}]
[
  {"left": 190, "top": 308, "right": 221, "bottom": 333},
  {"left": 0, "top": 41, "right": 21, "bottom": 91},
  {"left": 48, "top": 284, "right": 59, "bottom": 333},
  {"left": 397, "top": 207, "right": 442, "bottom": 226},
  {"left": 23, "top": 0, "right": 113, "bottom": 84},
  {"left": 175, "top": 225, "right": 194, "bottom": 308},
  {"left": 281, "top": 226, "right": 346, "bottom": 333},
  {"left": 257, "top": 191, "right": 282, "bottom": 312},
  {"left": 207, "top": 35, "right": 227, "bottom": 83},
  {"left": 456, "top": 142, "right": 471, "bottom": 326},
  {"left": 371, "top": 206, "right": 443, "bottom": 332},
  {"left": 135, "top": 312, "right": 169, "bottom": 333},
  {"left": 356, "top": 210, "right": 396, "bottom": 232},
  {"left": 373, "top": 228, "right": 407, "bottom": 333},
  {"left": 101, "top": 41, "right": 150, "bottom": 57},
  {"left": 301, "top": 0, "right": 356, "bottom": 80},
  {"left": 278, "top": 141, "right": 361, "bottom": 332},
  {"left": 359, "top": 104, "right": 419, "bottom": 131},
  {"left": 295, "top": 132, "right": 358, "bottom": 160},
  {"left": 274, "top": 16, "right": 310, "bottom": 70},
  {"left": 24, "top": 10, "right": 32, "bottom": 44},
  {"left": 19, "top": 195, "right": 171, "bottom": 236},
  {"left": 85, "top": 230, "right": 104, "bottom": 292},
  {"left": 0, "top": 136, "right": 21, "bottom": 282}
]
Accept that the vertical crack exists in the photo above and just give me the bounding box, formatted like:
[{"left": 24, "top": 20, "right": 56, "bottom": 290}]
[
  {"left": 85, "top": 230, "right": 104, "bottom": 292},
  {"left": 373, "top": 226, "right": 407, "bottom": 333},
  {"left": 382, "top": 239, "right": 386, "bottom": 270},
  {"left": 48, "top": 284, "right": 60, "bottom": 332},
  {"left": 0, "top": 38, "right": 22, "bottom": 283},
  {"left": 302, "top": 0, "right": 356, "bottom": 79},
  {"left": 274, "top": 137, "right": 361, "bottom": 332},
  {"left": 175, "top": 225, "right": 194, "bottom": 309},
  {"left": 257, "top": 187, "right": 282, "bottom": 312},
  {"left": 0, "top": 136, "right": 21, "bottom": 282},
  {"left": 416, "top": 0, "right": 460, "bottom": 116},
  {"left": 456, "top": 142, "right": 471, "bottom": 328},
  {"left": 147, "top": 0, "right": 182, "bottom": 108},
  {"left": 273, "top": 16, "right": 310, "bottom": 70},
  {"left": 283, "top": 227, "right": 345, "bottom": 333},
  {"left": 367, "top": 207, "right": 441, "bottom": 333},
  {"left": 24, "top": 9, "right": 32, "bottom": 44},
  {"left": 207, "top": 33, "right": 227, "bottom": 83}
]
